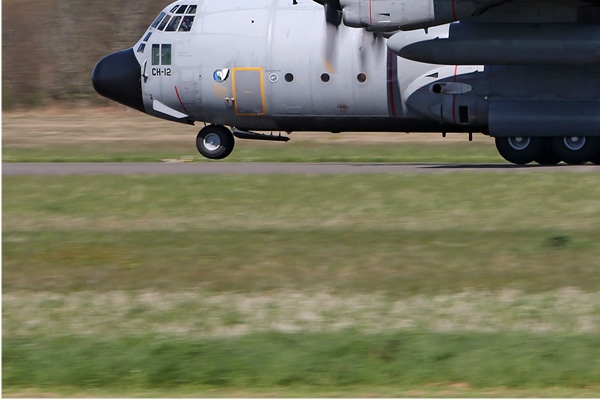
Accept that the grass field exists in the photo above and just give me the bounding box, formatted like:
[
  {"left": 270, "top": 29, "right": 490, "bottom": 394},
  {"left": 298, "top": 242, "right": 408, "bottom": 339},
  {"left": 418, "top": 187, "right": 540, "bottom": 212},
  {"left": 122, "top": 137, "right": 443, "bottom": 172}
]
[{"left": 3, "top": 109, "right": 600, "bottom": 397}]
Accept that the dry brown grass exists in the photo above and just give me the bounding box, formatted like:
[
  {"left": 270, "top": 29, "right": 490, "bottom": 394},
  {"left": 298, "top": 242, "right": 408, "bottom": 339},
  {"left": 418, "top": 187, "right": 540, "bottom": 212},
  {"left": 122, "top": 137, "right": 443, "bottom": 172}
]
[
  {"left": 2, "top": 106, "right": 493, "bottom": 147},
  {"left": 5, "top": 288, "right": 600, "bottom": 339},
  {"left": 3, "top": 107, "right": 184, "bottom": 148}
]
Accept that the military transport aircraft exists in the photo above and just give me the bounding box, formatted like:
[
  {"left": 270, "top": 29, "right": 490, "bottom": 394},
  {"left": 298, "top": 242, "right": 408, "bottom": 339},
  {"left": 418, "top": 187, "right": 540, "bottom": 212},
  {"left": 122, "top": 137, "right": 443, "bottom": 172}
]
[{"left": 92, "top": 0, "right": 600, "bottom": 165}]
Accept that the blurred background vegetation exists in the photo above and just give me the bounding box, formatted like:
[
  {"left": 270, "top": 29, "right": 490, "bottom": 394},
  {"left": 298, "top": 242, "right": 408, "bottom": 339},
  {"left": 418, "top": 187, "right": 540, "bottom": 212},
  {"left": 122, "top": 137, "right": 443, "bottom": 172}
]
[{"left": 2, "top": 0, "right": 168, "bottom": 110}]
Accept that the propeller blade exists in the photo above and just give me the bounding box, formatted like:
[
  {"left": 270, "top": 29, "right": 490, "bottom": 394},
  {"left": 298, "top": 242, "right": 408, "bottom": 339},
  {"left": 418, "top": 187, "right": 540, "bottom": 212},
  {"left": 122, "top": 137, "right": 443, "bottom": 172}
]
[
  {"left": 315, "top": 0, "right": 343, "bottom": 73},
  {"left": 323, "top": 22, "right": 338, "bottom": 73},
  {"left": 314, "top": 0, "right": 343, "bottom": 26}
]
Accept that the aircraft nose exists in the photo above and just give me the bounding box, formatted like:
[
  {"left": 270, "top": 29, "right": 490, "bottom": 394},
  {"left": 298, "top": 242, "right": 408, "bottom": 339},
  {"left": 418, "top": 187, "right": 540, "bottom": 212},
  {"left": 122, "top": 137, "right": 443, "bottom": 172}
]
[{"left": 92, "top": 48, "right": 145, "bottom": 112}]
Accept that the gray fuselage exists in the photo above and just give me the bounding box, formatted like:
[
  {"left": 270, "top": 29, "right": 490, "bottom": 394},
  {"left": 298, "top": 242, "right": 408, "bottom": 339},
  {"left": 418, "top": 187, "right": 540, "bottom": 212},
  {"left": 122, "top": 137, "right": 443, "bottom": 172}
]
[
  {"left": 92, "top": 0, "right": 600, "bottom": 164},
  {"left": 133, "top": 0, "right": 474, "bottom": 133}
]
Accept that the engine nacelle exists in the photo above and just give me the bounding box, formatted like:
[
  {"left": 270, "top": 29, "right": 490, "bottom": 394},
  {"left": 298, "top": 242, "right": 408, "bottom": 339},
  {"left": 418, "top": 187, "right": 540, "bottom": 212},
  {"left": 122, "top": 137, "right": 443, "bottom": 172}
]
[
  {"left": 340, "top": 0, "right": 479, "bottom": 31},
  {"left": 390, "top": 23, "right": 600, "bottom": 65},
  {"left": 404, "top": 66, "right": 488, "bottom": 128}
]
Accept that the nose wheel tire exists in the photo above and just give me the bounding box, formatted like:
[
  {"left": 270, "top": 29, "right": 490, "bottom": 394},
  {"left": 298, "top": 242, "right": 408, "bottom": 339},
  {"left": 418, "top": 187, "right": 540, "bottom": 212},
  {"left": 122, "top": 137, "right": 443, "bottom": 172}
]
[
  {"left": 551, "top": 136, "right": 600, "bottom": 165},
  {"left": 196, "top": 125, "right": 235, "bottom": 160},
  {"left": 495, "top": 137, "right": 544, "bottom": 165}
]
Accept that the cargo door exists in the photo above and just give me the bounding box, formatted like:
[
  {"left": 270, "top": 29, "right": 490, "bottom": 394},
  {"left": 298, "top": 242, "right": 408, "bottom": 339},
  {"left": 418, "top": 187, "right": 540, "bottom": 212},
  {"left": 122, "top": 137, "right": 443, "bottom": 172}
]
[{"left": 232, "top": 68, "right": 266, "bottom": 116}]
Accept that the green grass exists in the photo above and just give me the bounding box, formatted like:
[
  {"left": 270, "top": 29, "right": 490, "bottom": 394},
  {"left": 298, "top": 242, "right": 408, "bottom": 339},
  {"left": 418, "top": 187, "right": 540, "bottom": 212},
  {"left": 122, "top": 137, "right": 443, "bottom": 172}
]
[
  {"left": 2, "top": 142, "right": 502, "bottom": 163},
  {"left": 4, "top": 172, "right": 600, "bottom": 396},
  {"left": 4, "top": 229, "right": 600, "bottom": 294},
  {"left": 5, "top": 332, "right": 600, "bottom": 392},
  {"left": 4, "top": 174, "right": 600, "bottom": 294}
]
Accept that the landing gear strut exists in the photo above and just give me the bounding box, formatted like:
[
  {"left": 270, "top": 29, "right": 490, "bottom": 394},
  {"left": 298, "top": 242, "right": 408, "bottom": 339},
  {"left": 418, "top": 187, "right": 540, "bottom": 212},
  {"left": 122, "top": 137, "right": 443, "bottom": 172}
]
[{"left": 196, "top": 125, "right": 235, "bottom": 160}]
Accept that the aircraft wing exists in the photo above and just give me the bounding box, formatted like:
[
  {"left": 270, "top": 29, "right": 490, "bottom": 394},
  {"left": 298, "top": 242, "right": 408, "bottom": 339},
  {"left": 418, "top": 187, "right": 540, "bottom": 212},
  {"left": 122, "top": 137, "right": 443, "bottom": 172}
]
[
  {"left": 462, "top": 0, "right": 600, "bottom": 26},
  {"left": 316, "top": 0, "right": 600, "bottom": 32},
  {"left": 314, "top": 0, "right": 600, "bottom": 65}
]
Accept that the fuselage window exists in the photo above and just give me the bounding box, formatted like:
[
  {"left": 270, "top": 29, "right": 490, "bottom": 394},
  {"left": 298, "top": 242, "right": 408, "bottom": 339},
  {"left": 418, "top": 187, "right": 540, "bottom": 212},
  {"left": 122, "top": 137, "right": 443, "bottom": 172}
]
[
  {"left": 152, "top": 44, "right": 172, "bottom": 65},
  {"left": 161, "top": 44, "right": 172, "bottom": 65},
  {"left": 151, "top": 12, "right": 166, "bottom": 28},
  {"left": 143, "top": 32, "right": 152, "bottom": 42},
  {"left": 165, "top": 16, "right": 182, "bottom": 31},
  {"left": 152, "top": 44, "right": 161, "bottom": 65},
  {"left": 137, "top": 43, "right": 146, "bottom": 53}
]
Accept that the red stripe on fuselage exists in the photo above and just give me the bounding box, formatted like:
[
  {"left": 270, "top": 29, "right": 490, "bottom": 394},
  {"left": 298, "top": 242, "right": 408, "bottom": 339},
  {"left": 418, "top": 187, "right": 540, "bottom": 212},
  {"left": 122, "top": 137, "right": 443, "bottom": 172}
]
[
  {"left": 174, "top": 86, "right": 189, "bottom": 115},
  {"left": 451, "top": 0, "right": 458, "bottom": 21}
]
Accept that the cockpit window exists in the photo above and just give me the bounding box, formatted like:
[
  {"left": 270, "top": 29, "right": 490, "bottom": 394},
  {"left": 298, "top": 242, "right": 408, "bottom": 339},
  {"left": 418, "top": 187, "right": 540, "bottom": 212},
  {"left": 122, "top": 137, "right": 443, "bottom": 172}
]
[
  {"left": 151, "top": 12, "right": 166, "bottom": 28},
  {"left": 178, "top": 16, "right": 194, "bottom": 31},
  {"left": 151, "top": 4, "right": 197, "bottom": 32},
  {"left": 165, "top": 16, "right": 182, "bottom": 31},
  {"left": 157, "top": 15, "right": 171, "bottom": 30}
]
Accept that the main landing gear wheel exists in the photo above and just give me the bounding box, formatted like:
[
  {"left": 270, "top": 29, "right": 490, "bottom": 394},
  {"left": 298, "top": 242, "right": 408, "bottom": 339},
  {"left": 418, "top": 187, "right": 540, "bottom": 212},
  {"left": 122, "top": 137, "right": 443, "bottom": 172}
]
[
  {"left": 551, "top": 136, "right": 599, "bottom": 165},
  {"left": 495, "top": 136, "right": 544, "bottom": 165},
  {"left": 196, "top": 125, "right": 235, "bottom": 160}
]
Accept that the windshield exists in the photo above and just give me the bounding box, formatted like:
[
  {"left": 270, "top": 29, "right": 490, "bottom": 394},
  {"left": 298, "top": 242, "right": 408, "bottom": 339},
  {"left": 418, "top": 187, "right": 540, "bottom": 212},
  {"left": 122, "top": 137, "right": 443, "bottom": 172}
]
[{"left": 150, "top": 5, "right": 197, "bottom": 32}]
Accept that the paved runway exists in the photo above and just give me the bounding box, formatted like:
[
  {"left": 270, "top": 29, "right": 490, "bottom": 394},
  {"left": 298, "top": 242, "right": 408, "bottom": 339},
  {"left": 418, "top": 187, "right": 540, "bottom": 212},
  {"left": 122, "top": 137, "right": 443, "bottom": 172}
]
[{"left": 3, "top": 162, "right": 600, "bottom": 175}]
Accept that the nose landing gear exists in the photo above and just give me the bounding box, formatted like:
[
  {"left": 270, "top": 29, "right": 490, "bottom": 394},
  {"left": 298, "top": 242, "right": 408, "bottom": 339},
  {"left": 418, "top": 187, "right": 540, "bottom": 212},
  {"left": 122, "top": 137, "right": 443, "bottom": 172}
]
[{"left": 196, "top": 125, "right": 235, "bottom": 160}]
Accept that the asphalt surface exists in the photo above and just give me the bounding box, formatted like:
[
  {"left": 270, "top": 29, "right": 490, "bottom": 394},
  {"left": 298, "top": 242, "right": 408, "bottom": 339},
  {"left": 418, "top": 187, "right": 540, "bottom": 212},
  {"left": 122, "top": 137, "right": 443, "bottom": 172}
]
[{"left": 3, "top": 162, "right": 600, "bottom": 175}]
